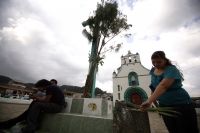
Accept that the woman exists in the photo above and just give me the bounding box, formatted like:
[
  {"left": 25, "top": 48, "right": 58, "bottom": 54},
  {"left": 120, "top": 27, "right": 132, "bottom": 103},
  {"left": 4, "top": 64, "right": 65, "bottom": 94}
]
[{"left": 140, "top": 51, "right": 199, "bottom": 133}]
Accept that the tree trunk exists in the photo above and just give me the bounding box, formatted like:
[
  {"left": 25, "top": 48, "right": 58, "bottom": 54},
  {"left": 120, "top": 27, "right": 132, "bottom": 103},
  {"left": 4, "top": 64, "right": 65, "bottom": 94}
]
[{"left": 83, "top": 59, "right": 98, "bottom": 98}]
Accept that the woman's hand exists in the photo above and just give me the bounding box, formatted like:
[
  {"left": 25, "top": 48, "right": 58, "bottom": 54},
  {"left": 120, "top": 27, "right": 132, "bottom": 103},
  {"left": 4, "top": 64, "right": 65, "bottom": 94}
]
[{"left": 140, "top": 101, "right": 151, "bottom": 111}]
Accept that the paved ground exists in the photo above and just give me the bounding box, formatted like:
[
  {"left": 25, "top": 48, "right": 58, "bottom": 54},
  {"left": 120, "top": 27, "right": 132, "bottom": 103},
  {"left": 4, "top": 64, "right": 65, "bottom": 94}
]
[
  {"left": 0, "top": 103, "right": 169, "bottom": 133},
  {"left": 148, "top": 112, "right": 168, "bottom": 133},
  {"left": 0, "top": 103, "right": 29, "bottom": 121},
  {"left": 1, "top": 102, "right": 200, "bottom": 133}
]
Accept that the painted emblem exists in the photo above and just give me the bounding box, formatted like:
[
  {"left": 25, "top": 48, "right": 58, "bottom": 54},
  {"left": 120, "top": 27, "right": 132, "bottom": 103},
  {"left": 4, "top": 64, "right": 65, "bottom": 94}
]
[
  {"left": 64, "top": 102, "right": 68, "bottom": 108},
  {"left": 88, "top": 103, "right": 97, "bottom": 111},
  {"left": 109, "top": 104, "right": 112, "bottom": 110}
]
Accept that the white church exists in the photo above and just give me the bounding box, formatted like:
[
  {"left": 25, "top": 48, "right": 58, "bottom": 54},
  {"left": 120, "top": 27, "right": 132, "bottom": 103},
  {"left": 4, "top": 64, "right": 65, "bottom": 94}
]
[{"left": 112, "top": 51, "right": 151, "bottom": 106}]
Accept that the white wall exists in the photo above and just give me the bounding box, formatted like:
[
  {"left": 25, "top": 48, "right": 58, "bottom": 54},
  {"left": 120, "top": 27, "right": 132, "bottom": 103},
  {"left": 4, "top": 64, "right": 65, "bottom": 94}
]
[{"left": 113, "top": 56, "right": 151, "bottom": 106}]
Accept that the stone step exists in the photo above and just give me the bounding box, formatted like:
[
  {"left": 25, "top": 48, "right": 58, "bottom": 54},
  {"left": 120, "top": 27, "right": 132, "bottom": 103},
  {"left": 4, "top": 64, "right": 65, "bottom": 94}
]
[
  {"left": 40, "top": 113, "right": 113, "bottom": 133},
  {"left": 0, "top": 113, "right": 113, "bottom": 133},
  {"left": 0, "top": 113, "right": 160, "bottom": 133},
  {"left": 0, "top": 124, "right": 50, "bottom": 133}
]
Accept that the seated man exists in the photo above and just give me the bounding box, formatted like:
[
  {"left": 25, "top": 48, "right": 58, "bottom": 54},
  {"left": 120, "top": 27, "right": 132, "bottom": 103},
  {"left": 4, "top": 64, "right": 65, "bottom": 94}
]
[
  {"left": 37, "top": 79, "right": 58, "bottom": 98},
  {"left": 50, "top": 79, "right": 57, "bottom": 85},
  {"left": 0, "top": 79, "right": 65, "bottom": 133}
]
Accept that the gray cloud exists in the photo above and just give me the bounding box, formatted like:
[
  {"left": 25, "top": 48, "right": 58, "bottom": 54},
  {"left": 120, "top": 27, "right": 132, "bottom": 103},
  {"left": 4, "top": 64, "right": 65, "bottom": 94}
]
[{"left": 0, "top": 0, "right": 89, "bottom": 86}]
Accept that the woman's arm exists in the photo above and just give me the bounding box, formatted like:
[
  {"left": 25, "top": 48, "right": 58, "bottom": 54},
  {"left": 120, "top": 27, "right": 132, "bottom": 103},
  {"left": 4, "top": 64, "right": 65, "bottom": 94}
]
[
  {"left": 148, "top": 78, "right": 174, "bottom": 103},
  {"left": 140, "top": 78, "right": 174, "bottom": 110}
]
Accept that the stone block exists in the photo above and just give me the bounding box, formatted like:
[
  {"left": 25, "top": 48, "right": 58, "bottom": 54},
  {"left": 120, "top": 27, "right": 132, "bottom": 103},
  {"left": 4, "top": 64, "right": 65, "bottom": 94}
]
[
  {"left": 101, "top": 99, "right": 108, "bottom": 116},
  {"left": 83, "top": 98, "right": 102, "bottom": 116},
  {"left": 70, "top": 98, "right": 84, "bottom": 114},
  {"left": 62, "top": 98, "right": 113, "bottom": 117},
  {"left": 61, "top": 98, "right": 73, "bottom": 113}
]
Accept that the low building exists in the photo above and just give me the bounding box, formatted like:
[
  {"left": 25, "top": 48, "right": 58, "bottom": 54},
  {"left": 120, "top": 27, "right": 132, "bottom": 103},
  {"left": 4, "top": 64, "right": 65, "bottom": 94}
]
[
  {"left": 8, "top": 79, "right": 26, "bottom": 88},
  {"left": 0, "top": 79, "right": 33, "bottom": 96},
  {"left": 6, "top": 79, "right": 26, "bottom": 94},
  {"left": 95, "top": 93, "right": 112, "bottom": 100}
]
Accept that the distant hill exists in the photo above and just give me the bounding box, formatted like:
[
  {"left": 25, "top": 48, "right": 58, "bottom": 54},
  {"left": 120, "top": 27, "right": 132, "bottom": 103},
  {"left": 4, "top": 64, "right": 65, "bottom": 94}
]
[
  {"left": 0, "top": 75, "right": 85, "bottom": 93},
  {"left": 0, "top": 75, "right": 107, "bottom": 95},
  {"left": 60, "top": 85, "right": 84, "bottom": 93},
  {"left": 0, "top": 75, "right": 11, "bottom": 84}
]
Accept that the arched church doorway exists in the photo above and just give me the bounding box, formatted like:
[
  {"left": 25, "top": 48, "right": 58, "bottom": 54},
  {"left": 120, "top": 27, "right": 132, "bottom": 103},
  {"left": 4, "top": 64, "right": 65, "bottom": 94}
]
[
  {"left": 124, "top": 86, "right": 148, "bottom": 105},
  {"left": 130, "top": 93, "right": 142, "bottom": 105}
]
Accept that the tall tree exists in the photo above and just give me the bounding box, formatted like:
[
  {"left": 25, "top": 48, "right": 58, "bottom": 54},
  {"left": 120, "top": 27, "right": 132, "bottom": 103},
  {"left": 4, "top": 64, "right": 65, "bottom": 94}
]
[{"left": 82, "top": 0, "right": 132, "bottom": 98}]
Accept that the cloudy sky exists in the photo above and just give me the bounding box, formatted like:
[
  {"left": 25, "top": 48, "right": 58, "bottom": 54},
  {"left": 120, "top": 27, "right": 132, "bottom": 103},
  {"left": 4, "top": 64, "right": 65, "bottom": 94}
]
[{"left": 0, "top": 0, "right": 200, "bottom": 96}]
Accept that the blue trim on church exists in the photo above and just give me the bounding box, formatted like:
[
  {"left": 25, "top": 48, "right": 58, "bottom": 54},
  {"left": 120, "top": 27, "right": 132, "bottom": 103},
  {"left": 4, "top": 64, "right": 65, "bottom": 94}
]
[
  {"left": 124, "top": 86, "right": 148, "bottom": 103},
  {"left": 128, "top": 72, "right": 139, "bottom": 86}
]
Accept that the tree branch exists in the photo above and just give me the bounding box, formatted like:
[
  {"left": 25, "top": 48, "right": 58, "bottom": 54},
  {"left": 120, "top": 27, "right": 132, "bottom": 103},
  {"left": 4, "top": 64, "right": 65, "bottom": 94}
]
[{"left": 104, "top": 29, "right": 125, "bottom": 44}]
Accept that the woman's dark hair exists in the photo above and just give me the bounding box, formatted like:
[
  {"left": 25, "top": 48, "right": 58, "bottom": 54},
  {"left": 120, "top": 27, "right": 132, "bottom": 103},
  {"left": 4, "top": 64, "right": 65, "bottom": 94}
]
[
  {"left": 35, "top": 79, "right": 52, "bottom": 88},
  {"left": 151, "top": 51, "right": 173, "bottom": 66},
  {"left": 151, "top": 51, "right": 183, "bottom": 77},
  {"left": 50, "top": 79, "right": 57, "bottom": 85}
]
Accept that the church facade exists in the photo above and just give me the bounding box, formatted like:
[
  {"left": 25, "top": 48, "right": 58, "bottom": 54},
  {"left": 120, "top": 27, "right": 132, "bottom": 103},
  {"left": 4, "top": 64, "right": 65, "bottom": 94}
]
[{"left": 112, "top": 51, "right": 151, "bottom": 106}]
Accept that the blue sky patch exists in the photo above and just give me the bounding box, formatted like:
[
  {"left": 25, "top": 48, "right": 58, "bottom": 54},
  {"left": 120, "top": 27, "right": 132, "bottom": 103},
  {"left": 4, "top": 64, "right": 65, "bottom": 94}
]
[
  {"left": 156, "top": 36, "right": 160, "bottom": 41},
  {"left": 184, "top": 15, "right": 200, "bottom": 28},
  {"left": 126, "top": 33, "right": 136, "bottom": 43}
]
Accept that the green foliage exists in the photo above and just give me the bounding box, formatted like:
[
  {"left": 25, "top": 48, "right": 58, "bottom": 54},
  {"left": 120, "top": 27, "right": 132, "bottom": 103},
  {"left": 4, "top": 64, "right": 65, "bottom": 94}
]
[
  {"left": 83, "top": 0, "right": 132, "bottom": 97},
  {"left": 130, "top": 106, "right": 181, "bottom": 117},
  {"left": 88, "top": 53, "right": 104, "bottom": 72},
  {"left": 82, "top": 0, "right": 132, "bottom": 68},
  {"left": 82, "top": 29, "right": 93, "bottom": 43},
  {"left": 146, "top": 107, "right": 181, "bottom": 117}
]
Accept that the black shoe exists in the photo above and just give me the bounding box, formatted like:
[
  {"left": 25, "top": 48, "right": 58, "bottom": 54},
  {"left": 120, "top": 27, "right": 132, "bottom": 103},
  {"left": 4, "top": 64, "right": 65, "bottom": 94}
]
[
  {"left": 21, "top": 127, "right": 35, "bottom": 133},
  {"left": 0, "top": 121, "right": 7, "bottom": 128},
  {"left": 0, "top": 120, "right": 16, "bottom": 129},
  {"left": 0, "top": 121, "right": 12, "bottom": 129},
  {"left": 7, "top": 119, "right": 17, "bottom": 128}
]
